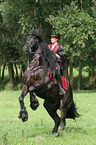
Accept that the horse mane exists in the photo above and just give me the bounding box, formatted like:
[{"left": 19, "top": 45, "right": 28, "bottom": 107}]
[{"left": 30, "top": 28, "right": 56, "bottom": 78}]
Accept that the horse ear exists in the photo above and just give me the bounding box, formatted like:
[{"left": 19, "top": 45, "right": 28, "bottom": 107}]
[
  {"left": 37, "top": 27, "right": 39, "bottom": 33},
  {"left": 31, "top": 27, "right": 34, "bottom": 32}
]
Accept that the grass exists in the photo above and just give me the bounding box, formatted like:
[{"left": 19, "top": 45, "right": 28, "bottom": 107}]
[{"left": 0, "top": 90, "right": 96, "bottom": 145}]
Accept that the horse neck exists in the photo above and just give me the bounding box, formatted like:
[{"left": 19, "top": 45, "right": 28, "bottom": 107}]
[
  {"left": 30, "top": 45, "right": 42, "bottom": 68},
  {"left": 35, "top": 45, "right": 42, "bottom": 56}
]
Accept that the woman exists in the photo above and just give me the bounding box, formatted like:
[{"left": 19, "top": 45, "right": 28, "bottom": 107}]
[{"left": 48, "top": 33, "right": 66, "bottom": 95}]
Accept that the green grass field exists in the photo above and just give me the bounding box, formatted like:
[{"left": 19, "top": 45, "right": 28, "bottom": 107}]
[{"left": 0, "top": 90, "right": 96, "bottom": 145}]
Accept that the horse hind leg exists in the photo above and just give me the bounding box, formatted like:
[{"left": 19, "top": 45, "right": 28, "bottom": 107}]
[
  {"left": 60, "top": 99, "right": 67, "bottom": 130},
  {"left": 60, "top": 81, "right": 73, "bottom": 130},
  {"left": 60, "top": 83, "right": 80, "bottom": 130},
  {"left": 60, "top": 97, "right": 72, "bottom": 130},
  {"left": 18, "top": 85, "right": 28, "bottom": 122},
  {"left": 43, "top": 100, "right": 61, "bottom": 133}
]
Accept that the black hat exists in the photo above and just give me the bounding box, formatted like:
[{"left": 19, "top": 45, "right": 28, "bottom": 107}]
[{"left": 50, "top": 33, "right": 60, "bottom": 39}]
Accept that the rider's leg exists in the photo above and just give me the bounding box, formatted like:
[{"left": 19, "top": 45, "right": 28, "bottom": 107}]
[{"left": 55, "top": 63, "right": 66, "bottom": 95}]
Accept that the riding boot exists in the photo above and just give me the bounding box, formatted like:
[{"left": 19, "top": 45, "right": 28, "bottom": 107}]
[{"left": 56, "top": 72, "right": 66, "bottom": 95}]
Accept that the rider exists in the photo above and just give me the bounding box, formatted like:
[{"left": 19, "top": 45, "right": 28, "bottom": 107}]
[{"left": 48, "top": 33, "right": 66, "bottom": 95}]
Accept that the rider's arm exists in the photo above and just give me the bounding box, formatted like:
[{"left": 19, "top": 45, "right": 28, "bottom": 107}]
[{"left": 56, "top": 45, "right": 64, "bottom": 60}]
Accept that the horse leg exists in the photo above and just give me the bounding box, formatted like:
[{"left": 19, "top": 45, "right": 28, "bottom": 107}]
[
  {"left": 60, "top": 99, "right": 67, "bottom": 130},
  {"left": 18, "top": 85, "right": 28, "bottom": 122},
  {"left": 43, "top": 100, "right": 61, "bottom": 133},
  {"left": 60, "top": 94, "right": 72, "bottom": 130},
  {"left": 30, "top": 92, "right": 39, "bottom": 110}
]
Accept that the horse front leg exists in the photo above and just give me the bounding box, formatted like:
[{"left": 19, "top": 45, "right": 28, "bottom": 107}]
[
  {"left": 43, "top": 100, "right": 61, "bottom": 133},
  {"left": 18, "top": 85, "right": 28, "bottom": 122},
  {"left": 30, "top": 92, "right": 39, "bottom": 110}
]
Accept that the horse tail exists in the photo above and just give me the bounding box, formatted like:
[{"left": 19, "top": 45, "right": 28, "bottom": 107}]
[{"left": 66, "top": 101, "right": 80, "bottom": 119}]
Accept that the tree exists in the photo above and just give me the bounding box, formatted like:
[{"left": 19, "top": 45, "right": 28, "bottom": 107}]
[
  {"left": 0, "top": 0, "right": 25, "bottom": 89},
  {"left": 0, "top": 0, "right": 67, "bottom": 89},
  {"left": 47, "top": 1, "right": 96, "bottom": 89},
  {"left": 0, "top": 0, "right": 95, "bottom": 90}
]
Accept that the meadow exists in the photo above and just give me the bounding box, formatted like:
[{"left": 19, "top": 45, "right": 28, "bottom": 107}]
[{"left": 0, "top": 90, "right": 96, "bottom": 145}]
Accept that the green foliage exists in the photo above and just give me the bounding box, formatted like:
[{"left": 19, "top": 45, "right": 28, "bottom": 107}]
[
  {"left": 0, "top": 1, "right": 23, "bottom": 66},
  {"left": 47, "top": 2, "right": 96, "bottom": 67},
  {"left": 0, "top": 0, "right": 62, "bottom": 66},
  {"left": 0, "top": 0, "right": 96, "bottom": 89}
]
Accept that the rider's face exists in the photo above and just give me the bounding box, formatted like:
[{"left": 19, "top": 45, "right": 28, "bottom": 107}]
[{"left": 51, "top": 37, "right": 58, "bottom": 44}]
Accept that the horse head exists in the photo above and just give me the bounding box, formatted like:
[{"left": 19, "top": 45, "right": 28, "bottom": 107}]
[
  {"left": 31, "top": 27, "right": 39, "bottom": 34},
  {"left": 23, "top": 28, "right": 56, "bottom": 76},
  {"left": 23, "top": 29, "right": 40, "bottom": 54}
]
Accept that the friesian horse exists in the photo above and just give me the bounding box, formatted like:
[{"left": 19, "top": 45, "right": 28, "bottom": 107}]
[{"left": 18, "top": 28, "right": 79, "bottom": 133}]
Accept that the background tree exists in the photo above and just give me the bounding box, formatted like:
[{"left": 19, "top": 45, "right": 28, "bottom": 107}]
[
  {"left": 47, "top": 1, "right": 96, "bottom": 89},
  {"left": 0, "top": 0, "right": 66, "bottom": 89},
  {"left": 0, "top": 0, "right": 96, "bottom": 90}
]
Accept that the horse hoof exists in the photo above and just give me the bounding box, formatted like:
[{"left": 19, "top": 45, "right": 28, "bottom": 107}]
[
  {"left": 60, "top": 121, "right": 66, "bottom": 130},
  {"left": 19, "top": 110, "right": 28, "bottom": 122},
  {"left": 51, "top": 129, "right": 58, "bottom": 134},
  {"left": 22, "top": 113, "right": 28, "bottom": 122},
  {"left": 30, "top": 100, "right": 39, "bottom": 110},
  {"left": 22, "top": 116, "right": 28, "bottom": 122}
]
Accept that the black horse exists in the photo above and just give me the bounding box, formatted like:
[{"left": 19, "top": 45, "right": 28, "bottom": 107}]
[{"left": 18, "top": 28, "right": 79, "bottom": 133}]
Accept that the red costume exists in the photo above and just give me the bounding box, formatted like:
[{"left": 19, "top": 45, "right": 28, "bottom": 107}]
[{"left": 48, "top": 43, "right": 65, "bottom": 71}]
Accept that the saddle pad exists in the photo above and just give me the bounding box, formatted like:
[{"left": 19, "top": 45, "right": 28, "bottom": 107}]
[
  {"left": 49, "top": 71, "right": 67, "bottom": 90},
  {"left": 61, "top": 76, "right": 67, "bottom": 90}
]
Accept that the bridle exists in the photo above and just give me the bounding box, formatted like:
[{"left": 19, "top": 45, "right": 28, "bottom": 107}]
[{"left": 26, "top": 37, "right": 39, "bottom": 53}]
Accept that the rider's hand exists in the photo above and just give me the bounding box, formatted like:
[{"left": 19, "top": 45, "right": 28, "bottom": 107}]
[{"left": 55, "top": 54, "right": 61, "bottom": 59}]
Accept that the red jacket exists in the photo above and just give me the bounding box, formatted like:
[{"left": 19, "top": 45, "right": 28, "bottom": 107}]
[
  {"left": 48, "top": 43, "right": 65, "bottom": 70},
  {"left": 48, "top": 43, "right": 60, "bottom": 54}
]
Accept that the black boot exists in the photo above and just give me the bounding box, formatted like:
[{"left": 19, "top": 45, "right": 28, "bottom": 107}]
[{"left": 56, "top": 71, "right": 66, "bottom": 95}]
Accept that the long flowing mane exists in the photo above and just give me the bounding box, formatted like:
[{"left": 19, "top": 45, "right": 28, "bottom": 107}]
[{"left": 30, "top": 29, "right": 56, "bottom": 78}]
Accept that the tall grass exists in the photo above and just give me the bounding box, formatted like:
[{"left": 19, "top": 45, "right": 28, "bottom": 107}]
[{"left": 0, "top": 90, "right": 96, "bottom": 145}]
